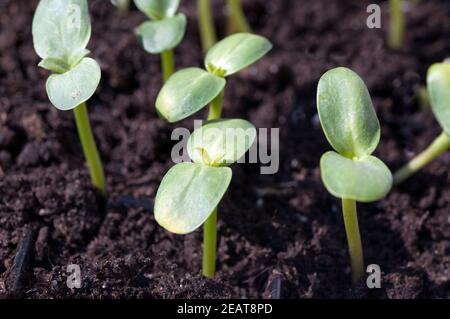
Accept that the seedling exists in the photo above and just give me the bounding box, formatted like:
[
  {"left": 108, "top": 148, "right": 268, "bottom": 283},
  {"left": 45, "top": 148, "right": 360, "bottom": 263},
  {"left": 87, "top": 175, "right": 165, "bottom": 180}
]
[
  {"left": 32, "top": 0, "right": 106, "bottom": 195},
  {"left": 226, "top": 0, "right": 251, "bottom": 34},
  {"left": 134, "top": 0, "right": 187, "bottom": 82},
  {"left": 155, "top": 33, "right": 270, "bottom": 278},
  {"left": 111, "top": 0, "right": 130, "bottom": 14},
  {"left": 317, "top": 67, "right": 393, "bottom": 283},
  {"left": 154, "top": 119, "right": 256, "bottom": 278},
  {"left": 156, "top": 33, "right": 272, "bottom": 123},
  {"left": 198, "top": 0, "right": 217, "bottom": 51},
  {"left": 388, "top": 0, "right": 405, "bottom": 50},
  {"left": 394, "top": 63, "right": 450, "bottom": 184}
]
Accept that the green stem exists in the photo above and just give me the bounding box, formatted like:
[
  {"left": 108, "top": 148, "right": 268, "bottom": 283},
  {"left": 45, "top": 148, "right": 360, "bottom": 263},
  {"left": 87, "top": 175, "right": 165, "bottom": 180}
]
[
  {"left": 198, "top": 0, "right": 217, "bottom": 51},
  {"left": 394, "top": 132, "right": 450, "bottom": 185},
  {"left": 73, "top": 103, "right": 106, "bottom": 196},
  {"left": 202, "top": 91, "right": 224, "bottom": 278},
  {"left": 116, "top": 0, "right": 130, "bottom": 14},
  {"left": 417, "top": 86, "right": 430, "bottom": 111},
  {"left": 388, "top": 0, "right": 405, "bottom": 50},
  {"left": 342, "top": 198, "right": 364, "bottom": 284},
  {"left": 227, "top": 0, "right": 251, "bottom": 34},
  {"left": 207, "top": 90, "right": 224, "bottom": 120},
  {"left": 161, "top": 50, "right": 175, "bottom": 83},
  {"left": 202, "top": 208, "right": 217, "bottom": 278}
]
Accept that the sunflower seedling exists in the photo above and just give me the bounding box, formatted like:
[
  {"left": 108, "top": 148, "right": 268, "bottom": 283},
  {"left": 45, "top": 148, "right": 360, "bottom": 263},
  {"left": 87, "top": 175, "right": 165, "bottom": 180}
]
[
  {"left": 154, "top": 119, "right": 256, "bottom": 278},
  {"left": 134, "top": 0, "right": 187, "bottom": 82},
  {"left": 317, "top": 67, "right": 393, "bottom": 283},
  {"left": 155, "top": 33, "right": 270, "bottom": 278},
  {"left": 32, "top": 0, "right": 106, "bottom": 195},
  {"left": 394, "top": 63, "right": 450, "bottom": 184},
  {"left": 156, "top": 32, "right": 272, "bottom": 124}
]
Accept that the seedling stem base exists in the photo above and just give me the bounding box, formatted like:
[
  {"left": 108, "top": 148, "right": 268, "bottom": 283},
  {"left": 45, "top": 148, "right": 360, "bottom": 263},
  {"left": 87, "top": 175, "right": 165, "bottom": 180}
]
[
  {"left": 74, "top": 103, "right": 107, "bottom": 196},
  {"left": 202, "top": 208, "right": 217, "bottom": 278},
  {"left": 394, "top": 132, "right": 450, "bottom": 185},
  {"left": 342, "top": 198, "right": 364, "bottom": 283}
]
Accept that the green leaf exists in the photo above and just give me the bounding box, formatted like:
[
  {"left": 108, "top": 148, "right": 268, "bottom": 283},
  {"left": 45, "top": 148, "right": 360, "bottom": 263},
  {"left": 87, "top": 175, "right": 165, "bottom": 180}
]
[
  {"left": 154, "top": 162, "right": 232, "bottom": 234},
  {"left": 156, "top": 68, "right": 226, "bottom": 123},
  {"left": 427, "top": 63, "right": 450, "bottom": 135},
  {"left": 46, "top": 57, "right": 101, "bottom": 110},
  {"left": 32, "top": 0, "right": 91, "bottom": 63},
  {"left": 204, "top": 33, "right": 272, "bottom": 77},
  {"left": 187, "top": 119, "right": 256, "bottom": 166},
  {"left": 320, "top": 151, "right": 392, "bottom": 202},
  {"left": 134, "top": 0, "right": 180, "bottom": 20},
  {"left": 137, "top": 14, "right": 186, "bottom": 54},
  {"left": 317, "top": 67, "right": 380, "bottom": 158}
]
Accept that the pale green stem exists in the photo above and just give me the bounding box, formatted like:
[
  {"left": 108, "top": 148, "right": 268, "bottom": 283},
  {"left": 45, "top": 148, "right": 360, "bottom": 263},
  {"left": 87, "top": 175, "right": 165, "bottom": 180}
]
[
  {"left": 161, "top": 49, "right": 175, "bottom": 83},
  {"left": 388, "top": 0, "right": 405, "bottom": 50},
  {"left": 117, "top": 0, "right": 129, "bottom": 14},
  {"left": 417, "top": 86, "right": 430, "bottom": 111},
  {"left": 342, "top": 198, "right": 364, "bottom": 284},
  {"left": 73, "top": 103, "right": 106, "bottom": 196},
  {"left": 394, "top": 132, "right": 450, "bottom": 185},
  {"left": 198, "top": 0, "right": 217, "bottom": 51},
  {"left": 202, "top": 208, "right": 217, "bottom": 278},
  {"left": 202, "top": 91, "right": 224, "bottom": 278},
  {"left": 227, "top": 0, "right": 251, "bottom": 34}
]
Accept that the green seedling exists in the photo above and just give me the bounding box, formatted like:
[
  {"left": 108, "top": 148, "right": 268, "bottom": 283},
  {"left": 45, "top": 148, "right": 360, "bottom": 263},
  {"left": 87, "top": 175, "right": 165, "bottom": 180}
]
[
  {"left": 197, "top": 0, "right": 217, "bottom": 51},
  {"left": 154, "top": 119, "right": 256, "bottom": 278},
  {"left": 156, "top": 33, "right": 272, "bottom": 123},
  {"left": 32, "top": 0, "right": 106, "bottom": 195},
  {"left": 317, "top": 67, "right": 393, "bottom": 283},
  {"left": 155, "top": 32, "right": 270, "bottom": 278},
  {"left": 394, "top": 63, "right": 450, "bottom": 184},
  {"left": 134, "top": 0, "right": 187, "bottom": 82},
  {"left": 111, "top": 0, "right": 130, "bottom": 14},
  {"left": 226, "top": 0, "right": 251, "bottom": 34}
]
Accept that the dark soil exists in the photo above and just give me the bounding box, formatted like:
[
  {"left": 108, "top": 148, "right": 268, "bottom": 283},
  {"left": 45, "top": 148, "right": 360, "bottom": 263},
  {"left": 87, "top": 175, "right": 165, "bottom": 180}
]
[{"left": 1, "top": 0, "right": 450, "bottom": 298}]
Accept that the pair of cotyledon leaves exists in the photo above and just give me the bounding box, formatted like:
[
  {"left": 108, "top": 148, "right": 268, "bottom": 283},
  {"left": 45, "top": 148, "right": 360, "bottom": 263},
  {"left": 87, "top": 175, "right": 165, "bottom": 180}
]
[
  {"left": 134, "top": 0, "right": 187, "bottom": 54},
  {"left": 32, "top": 0, "right": 101, "bottom": 111},
  {"left": 155, "top": 119, "right": 256, "bottom": 234},
  {"left": 318, "top": 64, "right": 450, "bottom": 202},
  {"left": 156, "top": 33, "right": 273, "bottom": 123},
  {"left": 317, "top": 67, "right": 393, "bottom": 202}
]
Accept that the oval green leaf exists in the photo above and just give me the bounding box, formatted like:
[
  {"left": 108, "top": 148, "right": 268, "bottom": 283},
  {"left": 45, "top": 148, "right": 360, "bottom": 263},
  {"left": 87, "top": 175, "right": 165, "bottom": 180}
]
[
  {"left": 32, "top": 0, "right": 91, "bottom": 63},
  {"left": 46, "top": 57, "right": 101, "bottom": 111},
  {"left": 156, "top": 67, "right": 226, "bottom": 123},
  {"left": 154, "top": 162, "right": 232, "bottom": 234},
  {"left": 427, "top": 63, "right": 450, "bottom": 135},
  {"left": 320, "top": 151, "right": 392, "bottom": 202},
  {"left": 187, "top": 119, "right": 256, "bottom": 166},
  {"left": 137, "top": 14, "right": 186, "bottom": 54},
  {"left": 204, "top": 33, "right": 272, "bottom": 77},
  {"left": 317, "top": 67, "right": 380, "bottom": 158},
  {"left": 134, "top": 0, "right": 180, "bottom": 20}
]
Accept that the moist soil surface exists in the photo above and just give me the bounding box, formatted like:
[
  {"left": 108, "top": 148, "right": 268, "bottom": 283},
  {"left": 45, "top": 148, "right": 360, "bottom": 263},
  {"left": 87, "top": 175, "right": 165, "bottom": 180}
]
[{"left": 1, "top": 0, "right": 450, "bottom": 299}]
